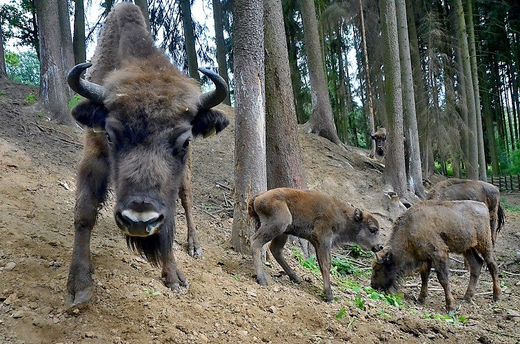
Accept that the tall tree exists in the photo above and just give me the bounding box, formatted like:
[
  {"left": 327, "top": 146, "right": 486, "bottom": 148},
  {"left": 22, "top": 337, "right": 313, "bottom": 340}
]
[
  {"left": 0, "top": 25, "right": 6, "bottom": 77},
  {"left": 396, "top": 0, "right": 425, "bottom": 199},
  {"left": 180, "top": 0, "right": 199, "bottom": 81},
  {"left": 380, "top": 0, "right": 407, "bottom": 197},
  {"left": 35, "top": 0, "right": 74, "bottom": 125},
  {"left": 212, "top": 0, "right": 230, "bottom": 104},
  {"left": 453, "top": 0, "right": 478, "bottom": 179},
  {"left": 464, "top": 0, "right": 486, "bottom": 181},
  {"left": 232, "top": 0, "right": 266, "bottom": 254},
  {"left": 299, "top": 0, "right": 341, "bottom": 145},
  {"left": 73, "top": 0, "right": 86, "bottom": 64}
]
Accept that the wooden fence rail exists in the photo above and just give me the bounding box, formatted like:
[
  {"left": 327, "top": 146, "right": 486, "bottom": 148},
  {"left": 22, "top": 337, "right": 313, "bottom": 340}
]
[{"left": 487, "top": 175, "right": 520, "bottom": 193}]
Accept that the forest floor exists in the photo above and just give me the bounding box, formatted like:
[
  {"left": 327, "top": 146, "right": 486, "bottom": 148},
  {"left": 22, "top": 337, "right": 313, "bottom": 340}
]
[{"left": 0, "top": 76, "right": 519, "bottom": 343}]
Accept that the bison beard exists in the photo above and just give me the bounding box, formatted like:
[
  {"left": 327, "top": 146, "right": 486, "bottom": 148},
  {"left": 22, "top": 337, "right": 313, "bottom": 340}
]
[{"left": 125, "top": 219, "right": 174, "bottom": 267}]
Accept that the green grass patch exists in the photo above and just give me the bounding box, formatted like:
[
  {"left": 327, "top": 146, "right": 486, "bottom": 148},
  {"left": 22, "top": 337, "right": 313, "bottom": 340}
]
[
  {"left": 424, "top": 312, "right": 467, "bottom": 326},
  {"left": 68, "top": 94, "right": 82, "bottom": 110},
  {"left": 501, "top": 198, "right": 520, "bottom": 212},
  {"left": 25, "top": 93, "right": 37, "bottom": 103}
]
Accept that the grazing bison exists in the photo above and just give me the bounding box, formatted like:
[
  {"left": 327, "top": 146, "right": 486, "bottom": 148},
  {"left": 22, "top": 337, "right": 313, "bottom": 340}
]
[
  {"left": 428, "top": 178, "right": 505, "bottom": 245},
  {"left": 249, "top": 188, "right": 383, "bottom": 302},
  {"left": 371, "top": 200, "right": 501, "bottom": 312},
  {"left": 65, "top": 3, "right": 229, "bottom": 306},
  {"left": 370, "top": 128, "right": 387, "bottom": 158}
]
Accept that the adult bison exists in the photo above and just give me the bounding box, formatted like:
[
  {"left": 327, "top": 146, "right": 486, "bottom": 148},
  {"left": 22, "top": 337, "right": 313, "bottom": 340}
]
[
  {"left": 371, "top": 200, "right": 501, "bottom": 312},
  {"left": 428, "top": 178, "right": 504, "bottom": 245},
  {"left": 66, "top": 3, "right": 229, "bottom": 306}
]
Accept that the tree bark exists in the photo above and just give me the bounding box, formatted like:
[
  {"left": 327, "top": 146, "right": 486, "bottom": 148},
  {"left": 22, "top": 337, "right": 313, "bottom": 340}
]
[
  {"left": 380, "top": 0, "right": 407, "bottom": 197},
  {"left": 73, "top": 0, "right": 86, "bottom": 64},
  {"left": 58, "top": 0, "right": 74, "bottom": 98},
  {"left": 232, "top": 0, "right": 266, "bottom": 254},
  {"left": 464, "top": 0, "right": 486, "bottom": 181},
  {"left": 453, "top": 0, "right": 478, "bottom": 180},
  {"left": 395, "top": 0, "right": 425, "bottom": 199},
  {"left": 35, "top": 0, "right": 74, "bottom": 125},
  {"left": 299, "top": 0, "right": 341, "bottom": 145},
  {"left": 0, "top": 25, "right": 6, "bottom": 77},
  {"left": 180, "top": 0, "right": 200, "bottom": 81},
  {"left": 212, "top": 0, "right": 230, "bottom": 105}
]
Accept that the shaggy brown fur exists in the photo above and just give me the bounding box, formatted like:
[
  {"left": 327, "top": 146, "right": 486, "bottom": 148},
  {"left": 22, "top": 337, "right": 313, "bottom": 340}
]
[
  {"left": 371, "top": 200, "right": 501, "bottom": 312},
  {"left": 249, "top": 188, "right": 383, "bottom": 302},
  {"left": 370, "top": 128, "right": 387, "bottom": 158},
  {"left": 428, "top": 178, "right": 504, "bottom": 245},
  {"left": 66, "top": 3, "right": 228, "bottom": 307}
]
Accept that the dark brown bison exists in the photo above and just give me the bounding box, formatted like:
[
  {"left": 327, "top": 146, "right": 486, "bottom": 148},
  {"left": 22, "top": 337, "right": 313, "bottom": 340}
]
[
  {"left": 371, "top": 200, "right": 501, "bottom": 312},
  {"left": 249, "top": 188, "right": 383, "bottom": 302},
  {"left": 428, "top": 178, "right": 504, "bottom": 245},
  {"left": 370, "top": 128, "right": 387, "bottom": 158},
  {"left": 65, "top": 3, "right": 229, "bottom": 306}
]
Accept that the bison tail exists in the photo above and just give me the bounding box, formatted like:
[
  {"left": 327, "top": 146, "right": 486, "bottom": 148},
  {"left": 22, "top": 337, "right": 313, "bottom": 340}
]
[
  {"left": 248, "top": 195, "right": 261, "bottom": 231},
  {"left": 496, "top": 203, "right": 505, "bottom": 236}
]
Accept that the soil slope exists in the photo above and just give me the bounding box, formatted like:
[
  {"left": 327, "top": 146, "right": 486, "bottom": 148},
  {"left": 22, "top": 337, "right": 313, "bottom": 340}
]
[{"left": 1, "top": 77, "right": 519, "bottom": 343}]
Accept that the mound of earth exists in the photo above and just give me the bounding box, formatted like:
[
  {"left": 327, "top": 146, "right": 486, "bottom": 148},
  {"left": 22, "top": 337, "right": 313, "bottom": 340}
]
[{"left": 1, "top": 76, "right": 519, "bottom": 343}]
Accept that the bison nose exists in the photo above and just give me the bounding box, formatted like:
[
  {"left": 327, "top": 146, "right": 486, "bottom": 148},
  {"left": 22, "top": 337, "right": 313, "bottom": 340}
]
[
  {"left": 373, "top": 244, "right": 383, "bottom": 252},
  {"left": 115, "top": 198, "right": 166, "bottom": 237}
]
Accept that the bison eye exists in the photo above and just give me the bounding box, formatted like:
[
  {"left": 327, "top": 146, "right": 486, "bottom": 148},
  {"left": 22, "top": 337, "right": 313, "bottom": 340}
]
[
  {"left": 183, "top": 138, "right": 191, "bottom": 149},
  {"left": 105, "top": 132, "right": 113, "bottom": 145},
  {"left": 369, "top": 227, "right": 377, "bottom": 234}
]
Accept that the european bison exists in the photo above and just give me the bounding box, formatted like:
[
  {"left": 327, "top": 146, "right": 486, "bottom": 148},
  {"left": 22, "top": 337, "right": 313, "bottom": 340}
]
[
  {"left": 65, "top": 3, "right": 229, "bottom": 306},
  {"left": 371, "top": 200, "right": 501, "bottom": 312},
  {"left": 370, "top": 128, "right": 387, "bottom": 158},
  {"left": 249, "top": 188, "right": 383, "bottom": 302},
  {"left": 428, "top": 178, "right": 505, "bottom": 245}
]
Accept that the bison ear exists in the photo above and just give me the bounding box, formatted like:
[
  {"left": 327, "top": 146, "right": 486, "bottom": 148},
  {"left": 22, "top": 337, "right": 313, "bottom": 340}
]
[
  {"left": 71, "top": 100, "right": 108, "bottom": 131},
  {"left": 191, "top": 109, "right": 229, "bottom": 138},
  {"left": 354, "top": 208, "right": 363, "bottom": 222}
]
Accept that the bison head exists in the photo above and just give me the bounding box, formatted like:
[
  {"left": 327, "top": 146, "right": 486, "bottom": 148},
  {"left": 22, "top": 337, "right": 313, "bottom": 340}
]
[
  {"left": 349, "top": 209, "right": 383, "bottom": 253},
  {"left": 68, "top": 61, "right": 228, "bottom": 260},
  {"left": 371, "top": 249, "right": 398, "bottom": 293}
]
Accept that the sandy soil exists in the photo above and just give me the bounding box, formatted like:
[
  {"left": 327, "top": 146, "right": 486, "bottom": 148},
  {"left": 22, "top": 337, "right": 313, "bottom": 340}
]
[{"left": 0, "top": 76, "right": 519, "bottom": 343}]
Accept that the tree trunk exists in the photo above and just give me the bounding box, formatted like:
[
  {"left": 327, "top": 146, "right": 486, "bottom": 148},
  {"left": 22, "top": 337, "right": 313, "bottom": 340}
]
[
  {"left": 264, "top": 0, "right": 307, "bottom": 191},
  {"left": 396, "top": 0, "right": 425, "bottom": 199},
  {"left": 0, "top": 25, "right": 6, "bottom": 77},
  {"left": 464, "top": 0, "right": 486, "bottom": 181},
  {"left": 299, "top": 0, "right": 341, "bottom": 145},
  {"left": 359, "top": 0, "right": 376, "bottom": 156},
  {"left": 212, "top": 0, "right": 230, "bottom": 105},
  {"left": 134, "top": 0, "right": 150, "bottom": 32},
  {"left": 58, "top": 0, "right": 74, "bottom": 98},
  {"left": 380, "top": 0, "right": 407, "bottom": 197},
  {"left": 35, "top": 0, "right": 74, "bottom": 125},
  {"left": 73, "top": 0, "right": 86, "bottom": 64},
  {"left": 232, "top": 0, "right": 266, "bottom": 254},
  {"left": 180, "top": 0, "right": 199, "bottom": 81},
  {"left": 453, "top": 0, "right": 478, "bottom": 180}
]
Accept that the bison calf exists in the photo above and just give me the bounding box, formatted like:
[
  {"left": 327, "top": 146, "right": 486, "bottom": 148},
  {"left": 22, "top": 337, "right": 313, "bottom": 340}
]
[
  {"left": 371, "top": 200, "right": 501, "bottom": 312},
  {"left": 249, "top": 188, "right": 383, "bottom": 302}
]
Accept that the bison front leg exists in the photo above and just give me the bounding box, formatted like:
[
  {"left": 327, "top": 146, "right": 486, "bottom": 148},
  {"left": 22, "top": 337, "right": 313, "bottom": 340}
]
[
  {"left": 179, "top": 150, "right": 202, "bottom": 257},
  {"left": 433, "top": 255, "right": 456, "bottom": 313},
  {"left": 67, "top": 148, "right": 109, "bottom": 307},
  {"left": 161, "top": 252, "right": 189, "bottom": 293},
  {"left": 314, "top": 240, "right": 333, "bottom": 302},
  {"left": 418, "top": 260, "right": 432, "bottom": 304}
]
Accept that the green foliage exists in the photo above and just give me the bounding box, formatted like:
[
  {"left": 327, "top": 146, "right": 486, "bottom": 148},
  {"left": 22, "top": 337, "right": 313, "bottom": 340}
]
[
  {"left": 5, "top": 49, "right": 40, "bottom": 86},
  {"left": 424, "top": 312, "right": 467, "bottom": 326},
  {"left": 353, "top": 294, "right": 365, "bottom": 310},
  {"left": 0, "top": 91, "right": 4, "bottom": 97},
  {"left": 0, "top": 0, "right": 38, "bottom": 52},
  {"left": 335, "top": 307, "right": 347, "bottom": 319},
  {"left": 25, "top": 92, "right": 36, "bottom": 103},
  {"left": 504, "top": 149, "right": 520, "bottom": 175},
  {"left": 501, "top": 198, "right": 520, "bottom": 213},
  {"left": 142, "top": 288, "right": 162, "bottom": 296},
  {"left": 68, "top": 94, "right": 82, "bottom": 111},
  {"left": 348, "top": 244, "right": 372, "bottom": 258}
]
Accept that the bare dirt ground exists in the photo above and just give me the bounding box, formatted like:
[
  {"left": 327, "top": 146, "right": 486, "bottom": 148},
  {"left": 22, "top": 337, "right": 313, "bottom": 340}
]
[{"left": 0, "top": 76, "right": 519, "bottom": 343}]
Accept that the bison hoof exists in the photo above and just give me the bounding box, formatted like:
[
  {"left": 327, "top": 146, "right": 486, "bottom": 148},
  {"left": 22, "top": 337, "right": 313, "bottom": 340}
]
[
  {"left": 324, "top": 295, "right": 334, "bottom": 303},
  {"left": 290, "top": 276, "right": 302, "bottom": 284},
  {"left": 188, "top": 247, "right": 203, "bottom": 258},
  {"left": 66, "top": 287, "right": 93, "bottom": 308},
  {"left": 169, "top": 282, "right": 189, "bottom": 295},
  {"left": 256, "top": 276, "right": 268, "bottom": 286}
]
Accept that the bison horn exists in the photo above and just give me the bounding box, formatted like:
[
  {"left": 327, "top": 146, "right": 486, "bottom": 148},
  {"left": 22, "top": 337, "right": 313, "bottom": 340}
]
[
  {"left": 67, "top": 62, "right": 107, "bottom": 104},
  {"left": 198, "top": 68, "right": 228, "bottom": 110}
]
